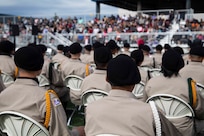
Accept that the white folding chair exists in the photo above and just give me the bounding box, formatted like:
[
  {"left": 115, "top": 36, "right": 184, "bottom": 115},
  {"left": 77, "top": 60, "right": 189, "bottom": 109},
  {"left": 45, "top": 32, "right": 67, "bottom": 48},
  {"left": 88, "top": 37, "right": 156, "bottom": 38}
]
[
  {"left": 0, "top": 111, "right": 50, "bottom": 136},
  {"left": 37, "top": 74, "right": 50, "bottom": 87},
  {"left": 1, "top": 72, "right": 14, "bottom": 87},
  {"left": 64, "top": 75, "right": 84, "bottom": 91},
  {"left": 132, "top": 81, "right": 145, "bottom": 98},
  {"left": 146, "top": 94, "right": 195, "bottom": 119},
  {"left": 147, "top": 68, "right": 162, "bottom": 79},
  {"left": 196, "top": 83, "right": 204, "bottom": 98},
  {"left": 81, "top": 89, "right": 109, "bottom": 107},
  {"left": 64, "top": 75, "right": 84, "bottom": 126}
]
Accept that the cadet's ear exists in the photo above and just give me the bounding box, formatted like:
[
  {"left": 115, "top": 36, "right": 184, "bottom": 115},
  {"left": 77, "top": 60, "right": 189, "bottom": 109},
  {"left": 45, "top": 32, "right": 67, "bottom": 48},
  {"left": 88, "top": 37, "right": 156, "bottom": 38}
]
[{"left": 106, "top": 76, "right": 110, "bottom": 83}]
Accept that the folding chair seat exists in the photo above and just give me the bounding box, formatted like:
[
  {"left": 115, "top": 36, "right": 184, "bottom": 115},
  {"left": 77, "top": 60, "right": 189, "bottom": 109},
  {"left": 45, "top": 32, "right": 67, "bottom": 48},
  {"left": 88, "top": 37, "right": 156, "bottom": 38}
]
[
  {"left": 81, "top": 89, "right": 109, "bottom": 107},
  {"left": 0, "top": 111, "right": 50, "bottom": 136},
  {"left": 63, "top": 75, "right": 84, "bottom": 126},
  {"left": 132, "top": 81, "right": 145, "bottom": 98},
  {"left": 37, "top": 74, "right": 50, "bottom": 88},
  {"left": 1, "top": 71, "right": 14, "bottom": 87}
]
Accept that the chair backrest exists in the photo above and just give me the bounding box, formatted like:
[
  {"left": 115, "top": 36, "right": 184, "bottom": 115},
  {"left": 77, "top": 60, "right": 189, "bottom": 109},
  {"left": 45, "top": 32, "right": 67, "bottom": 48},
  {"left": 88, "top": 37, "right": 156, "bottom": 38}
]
[
  {"left": 96, "top": 134, "right": 119, "bottom": 136},
  {"left": 147, "top": 68, "right": 162, "bottom": 79},
  {"left": 81, "top": 89, "right": 109, "bottom": 106},
  {"left": 132, "top": 82, "right": 145, "bottom": 98},
  {"left": 37, "top": 74, "right": 50, "bottom": 87},
  {"left": 0, "top": 111, "right": 50, "bottom": 136},
  {"left": 146, "top": 94, "right": 195, "bottom": 119},
  {"left": 64, "top": 75, "right": 84, "bottom": 91},
  {"left": 196, "top": 83, "right": 204, "bottom": 98},
  {"left": 1, "top": 72, "right": 14, "bottom": 87}
]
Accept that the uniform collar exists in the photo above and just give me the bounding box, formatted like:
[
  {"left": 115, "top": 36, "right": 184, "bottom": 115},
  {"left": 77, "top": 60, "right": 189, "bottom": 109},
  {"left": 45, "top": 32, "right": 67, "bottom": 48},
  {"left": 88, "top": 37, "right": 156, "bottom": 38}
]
[
  {"left": 109, "top": 89, "right": 136, "bottom": 99},
  {"left": 188, "top": 61, "right": 203, "bottom": 65},
  {"left": 15, "top": 77, "right": 39, "bottom": 85}
]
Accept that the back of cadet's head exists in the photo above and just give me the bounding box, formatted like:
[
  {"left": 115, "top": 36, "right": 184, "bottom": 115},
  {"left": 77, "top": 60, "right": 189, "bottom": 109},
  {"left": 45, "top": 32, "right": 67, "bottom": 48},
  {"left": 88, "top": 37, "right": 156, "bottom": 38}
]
[
  {"left": 155, "top": 44, "right": 163, "bottom": 51},
  {"left": 173, "top": 46, "right": 184, "bottom": 55},
  {"left": 162, "top": 48, "right": 184, "bottom": 77},
  {"left": 57, "top": 44, "right": 64, "bottom": 51},
  {"left": 94, "top": 47, "right": 112, "bottom": 67},
  {"left": 130, "top": 49, "right": 144, "bottom": 66},
  {"left": 0, "top": 40, "right": 15, "bottom": 54},
  {"left": 107, "top": 54, "right": 141, "bottom": 86},
  {"left": 69, "top": 42, "right": 82, "bottom": 54},
  {"left": 14, "top": 46, "right": 44, "bottom": 72}
]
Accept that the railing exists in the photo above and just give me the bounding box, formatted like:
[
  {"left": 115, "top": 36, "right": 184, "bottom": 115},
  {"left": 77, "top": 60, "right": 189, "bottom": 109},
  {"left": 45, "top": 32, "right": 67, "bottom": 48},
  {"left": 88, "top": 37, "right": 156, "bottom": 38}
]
[{"left": 1, "top": 31, "right": 203, "bottom": 51}]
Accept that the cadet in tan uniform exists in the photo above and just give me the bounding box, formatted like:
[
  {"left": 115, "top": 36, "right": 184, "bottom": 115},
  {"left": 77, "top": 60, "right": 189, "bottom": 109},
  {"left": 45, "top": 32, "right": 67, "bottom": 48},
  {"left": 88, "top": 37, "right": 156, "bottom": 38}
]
[
  {"left": 80, "top": 44, "right": 94, "bottom": 64},
  {"left": 61, "top": 42, "right": 87, "bottom": 105},
  {"left": 0, "top": 46, "right": 85, "bottom": 136},
  {"left": 85, "top": 54, "right": 181, "bottom": 136},
  {"left": 121, "top": 42, "right": 131, "bottom": 56},
  {"left": 61, "top": 42, "right": 86, "bottom": 79},
  {"left": 0, "top": 40, "right": 16, "bottom": 83},
  {"left": 80, "top": 47, "right": 112, "bottom": 99},
  {"left": 52, "top": 44, "right": 69, "bottom": 65},
  {"left": 143, "top": 49, "right": 204, "bottom": 135},
  {"left": 180, "top": 47, "right": 204, "bottom": 85},
  {"left": 140, "top": 45, "right": 155, "bottom": 68},
  {"left": 131, "top": 49, "right": 148, "bottom": 83},
  {"left": 152, "top": 44, "right": 163, "bottom": 68}
]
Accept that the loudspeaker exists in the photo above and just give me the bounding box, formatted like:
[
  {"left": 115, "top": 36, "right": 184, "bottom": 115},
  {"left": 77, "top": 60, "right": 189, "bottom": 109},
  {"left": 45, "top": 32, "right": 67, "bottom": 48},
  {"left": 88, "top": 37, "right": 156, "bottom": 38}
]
[
  {"left": 32, "top": 25, "right": 38, "bottom": 35},
  {"left": 9, "top": 25, "right": 19, "bottom": 36}
]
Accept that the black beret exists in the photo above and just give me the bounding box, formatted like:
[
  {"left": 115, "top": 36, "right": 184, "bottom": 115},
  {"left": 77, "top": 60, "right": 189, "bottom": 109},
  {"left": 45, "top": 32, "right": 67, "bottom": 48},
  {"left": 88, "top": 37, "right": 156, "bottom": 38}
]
[
  {"left": 190, "top": 47, "right": 204, "bottom": 57},
  {"left": 0, "top": 40, "right": 15, "bottom": 54},
  {"left": 130, "top": 49, "right": 144, "bottom": 65},
  {"left": 156, "top": 44, "right": 163, "bottom": 51},
  {"left": 164, "top": 44, "right": 171, "bottom": 50},
  {"left": 69, "top": 42, "right": 82, "bottom": 54},
  {"left": 14, "top": 46, "right": 44, "bottom": 71},
  {"left": 106, "top": 40, "right": 118, "bottom": 50},
  {"left": 57, "top": 44, "right": 64, "bottom": 51},
  {"left": 93, "top": 41, "right": 104, "bottom": 50},
  {"left": 94, "top": 47, "right": 112, "bottom": 64},
  {"left": 36, "top": 44, "right": 47, "bottom": 54},
  {"left": 124, "top": 43, "right": 130, "bottom": 48},
  {"left": 192, "top": 38, "right": 202, "bottom": 48},
  {"left": 107, "top": 54, "right": 141, "bottom": 86},
  {"left": 173, "top": 46, "right": 184, "bottom": 55},
  {"left": 84, "top": 44, "right": 92, "bottom": 51},
  {"left": 162, "top": 49, "right": 184, "bottom": 72},
  {"left": 142, "top": 45, "right": 150, "bottom": 52}
]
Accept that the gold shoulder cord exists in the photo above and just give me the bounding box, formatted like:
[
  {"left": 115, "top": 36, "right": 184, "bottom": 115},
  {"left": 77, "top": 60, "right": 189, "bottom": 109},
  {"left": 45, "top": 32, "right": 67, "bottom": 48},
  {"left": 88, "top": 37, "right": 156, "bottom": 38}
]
[
  {"left": 44, "top": 89, "right": 58, "bottom": 128},
  {"left": 14, "top": 67, "right": 19, "bottom": 78},
  {"left": 85, "top": 64, "right": 90, "bottom": 76},
  {"left": 191, "top": 79, "right": 197, "bottom": 109}
]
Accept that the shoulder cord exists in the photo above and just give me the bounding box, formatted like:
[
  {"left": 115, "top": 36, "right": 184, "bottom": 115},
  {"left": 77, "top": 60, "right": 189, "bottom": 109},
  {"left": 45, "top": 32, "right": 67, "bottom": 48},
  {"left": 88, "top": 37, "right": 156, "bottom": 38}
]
[
  {"left": 44, "top": 89, "right": 58, "bottom": 128},
  {"left": 187, "top": 78, "right": 197, "bottom": 109},
  {"left": 14, "top": 67, "right": 19, "bottom": 78},
  {"left": 149, "top": 101, "right": 161, "bottom": 136},
  {"left": 85, "top": 64, "right": 90, "bottom": 76}
]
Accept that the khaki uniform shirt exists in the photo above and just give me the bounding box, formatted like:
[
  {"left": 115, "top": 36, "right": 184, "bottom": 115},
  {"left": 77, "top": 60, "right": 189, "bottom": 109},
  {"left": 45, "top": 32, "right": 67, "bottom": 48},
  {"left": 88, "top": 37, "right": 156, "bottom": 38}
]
[
  {"left": 0, "top": 55, "right": 16, "bottom": 77},
  {"left": 61, "top": 59, "right": 86, "bottom": 79},
  {"left": 80, "top": 53, "right": 94, "bottom": 64},
  {"left": 85, "top": 90, "right": 181, "bottom": 136},
  {"left": 80, "top": 69, "right": 111, "bottom": 97},
  {"left": 139, "top": 66, "right": 148, "bottom": 83},
  {"left": 52, "top": 53, "right": 68, "bottom": 65},
  {"left": 180, "top": 61, "right": 204, "bottom": 85},
  {"left": 152, "top": 53, "right": 162, "bottom": 68},
  {"left": 143, "top": 75, "right": 204, "bottom": 135},
  {"left": 0, "top": 78, "right": 71, "bottom": 136},
  {"left": 141, "top": 55, "right": 154, "bottom": 68}
]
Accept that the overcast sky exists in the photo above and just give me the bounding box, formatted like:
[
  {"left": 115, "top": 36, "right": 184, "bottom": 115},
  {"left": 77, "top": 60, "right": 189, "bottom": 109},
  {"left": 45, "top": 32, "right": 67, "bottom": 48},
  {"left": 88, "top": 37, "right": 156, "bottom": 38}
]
[{"left": 0, "top": 0, "right": 118, "bottom": 18}]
